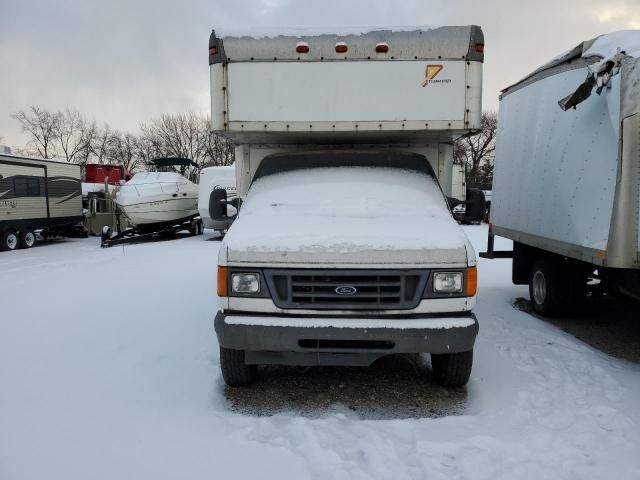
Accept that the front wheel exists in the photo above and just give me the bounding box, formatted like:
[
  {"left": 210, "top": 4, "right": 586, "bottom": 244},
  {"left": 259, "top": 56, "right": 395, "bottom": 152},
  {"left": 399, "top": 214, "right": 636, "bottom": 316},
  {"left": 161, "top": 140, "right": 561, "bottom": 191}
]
[
  {"left": 431, "top": 350, "right": 473, "bottom": 388},
  {"left": 0, "top": 230, "right": 19, "bottom": 252},
  {"left": 220, "top": 347, "right": 257, "bottom": 387}
]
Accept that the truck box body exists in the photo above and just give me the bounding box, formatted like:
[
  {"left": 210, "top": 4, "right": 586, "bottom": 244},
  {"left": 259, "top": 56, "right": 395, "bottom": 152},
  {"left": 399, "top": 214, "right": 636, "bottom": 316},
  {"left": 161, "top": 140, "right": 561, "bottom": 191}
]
[
  {"left": 210, "top": 26, "right": 483, "bottom": 145},
  {"left": 0, "top": 154, "right": 83, "bottom": 250},
  {"left": 491, "top": 31, "right": 640, "bottom": 305},
  {"left": 492, "top": 32, "right": 640, "bottom": 269},
  {"left": 209, "top": 26, "right": 484, "bottom": 386}
]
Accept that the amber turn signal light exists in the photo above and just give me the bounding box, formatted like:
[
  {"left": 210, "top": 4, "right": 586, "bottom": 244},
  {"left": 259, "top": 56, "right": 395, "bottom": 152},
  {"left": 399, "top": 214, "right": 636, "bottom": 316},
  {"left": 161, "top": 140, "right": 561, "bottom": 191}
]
[
  {"left": 465, "top": 266, "right": 478, "bottom": 297},
  {"left": 217, "top": 266, "right": 228, "bottom": 297}
]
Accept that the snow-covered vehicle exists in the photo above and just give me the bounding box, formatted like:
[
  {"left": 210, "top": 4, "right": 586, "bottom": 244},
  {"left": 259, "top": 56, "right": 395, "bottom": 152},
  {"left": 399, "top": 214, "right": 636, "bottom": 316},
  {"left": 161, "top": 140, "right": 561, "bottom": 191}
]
[
  {"left": 491, "top": 30, "right": 640, "bottom": 313},
  {"left": 209, "top": 26, "right": 484, "bottom": 387},
  {"left": 197, "top": 164, "right": 236, "bottom": 234}
]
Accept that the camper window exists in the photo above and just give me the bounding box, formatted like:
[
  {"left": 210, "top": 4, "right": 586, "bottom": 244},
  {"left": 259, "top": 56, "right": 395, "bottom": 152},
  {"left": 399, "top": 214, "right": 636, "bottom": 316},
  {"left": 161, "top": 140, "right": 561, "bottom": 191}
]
[{"left": 14, "top": 177, "right": 41, "bottom": 197}]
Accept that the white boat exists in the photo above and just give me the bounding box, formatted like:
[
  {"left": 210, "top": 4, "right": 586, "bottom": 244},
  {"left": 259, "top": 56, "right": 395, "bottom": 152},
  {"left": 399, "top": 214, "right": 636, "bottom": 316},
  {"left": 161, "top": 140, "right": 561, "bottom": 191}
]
[{"left": 115, "top": 172, "right": 199, "bottom": 226}]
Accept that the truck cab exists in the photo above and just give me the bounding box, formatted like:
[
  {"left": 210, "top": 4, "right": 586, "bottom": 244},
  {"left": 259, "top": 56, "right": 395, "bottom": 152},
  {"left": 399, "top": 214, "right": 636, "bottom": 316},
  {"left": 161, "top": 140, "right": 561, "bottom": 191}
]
[{"left": 208, "top": 26, "right": 484, "bottom": 387}]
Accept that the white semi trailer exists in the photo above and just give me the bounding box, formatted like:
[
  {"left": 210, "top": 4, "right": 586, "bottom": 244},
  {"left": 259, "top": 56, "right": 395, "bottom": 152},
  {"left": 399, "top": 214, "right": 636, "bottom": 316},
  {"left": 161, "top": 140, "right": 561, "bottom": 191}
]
[
  {"left": 209, "top": 26, "right": 485, "bottom": 387},
  {"left": 490, "top": 31, "right": 640, "bottom": 314}
]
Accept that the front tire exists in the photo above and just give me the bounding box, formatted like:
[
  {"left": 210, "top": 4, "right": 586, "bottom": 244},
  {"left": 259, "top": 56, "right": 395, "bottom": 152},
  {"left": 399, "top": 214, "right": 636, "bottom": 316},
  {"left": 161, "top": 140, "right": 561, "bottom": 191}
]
[
  {"left": 0, "top": 230, "right": 19, "bottom": 251},
  {"left": 19, "top": 229, "right": 36, "bottom": 249},
  {"left": 431, "top": 350, "right": 473, "bottom": 388},
  {"left": 529, "top": 259, "right": 568, "bottom": 317},
  {"left": 220, "top": 347, "right": 257, "bottom": 387}
]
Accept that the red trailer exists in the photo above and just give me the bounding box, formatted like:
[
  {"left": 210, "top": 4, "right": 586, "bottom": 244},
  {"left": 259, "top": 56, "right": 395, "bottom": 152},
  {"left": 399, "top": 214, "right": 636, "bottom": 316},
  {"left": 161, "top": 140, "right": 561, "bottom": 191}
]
[{"left": 85, "top": 164, "right": 130, "bottom": 184}]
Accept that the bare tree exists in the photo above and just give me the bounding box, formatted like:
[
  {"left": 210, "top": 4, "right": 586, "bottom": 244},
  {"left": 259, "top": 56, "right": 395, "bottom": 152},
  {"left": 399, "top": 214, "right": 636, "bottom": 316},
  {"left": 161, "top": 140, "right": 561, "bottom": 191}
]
[
  {"left": 90, "top": 123, "right": 112, "bottom": 164},
  {"left": 11, "top": 106, "right": 60, "bottom": 159},
  {"left": 135, "top": 128, "right": 163, "bottom": 170},
  {"left": 55, "top": 109, "right": 94, "bottom": 163},
  {"left": 139, "top": 112, "right": 210, "bottom": 178},
  {"left": 202, "top": 118, "right": 234, "bottom": 167},
  {"left": 108, "top": 131, "right": 140, "bottom": 172},
  {"left": 454, "top": 111, "right": 497, "bottom": 189},
  {"left": 11, "top": 107, "right": 234, "bottom": 174}
]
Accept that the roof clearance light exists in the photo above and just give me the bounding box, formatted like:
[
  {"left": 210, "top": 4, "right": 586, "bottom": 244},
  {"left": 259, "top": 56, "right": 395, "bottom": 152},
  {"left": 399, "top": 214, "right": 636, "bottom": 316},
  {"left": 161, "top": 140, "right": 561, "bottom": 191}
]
[
  {"left": 375, "top": 42, "right": 389, "bottom": 53},
  {"left": 209, "top": 46, "right": 218, "bottom": 55},
  {"left": 475, "top": 43, "right": 485, "bottom": 53},
  {"left": 335, "top": 41, "right": 348, "bottom": 53},
  {"left": 296, "top": 41, "right": 310, "bottom": 54}
]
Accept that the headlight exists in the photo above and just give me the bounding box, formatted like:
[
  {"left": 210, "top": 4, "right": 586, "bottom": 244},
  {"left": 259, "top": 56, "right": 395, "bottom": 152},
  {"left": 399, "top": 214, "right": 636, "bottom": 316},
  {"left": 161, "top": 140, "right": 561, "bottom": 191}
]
[
  {"left": 231, "top": 273, "right": 260, "bottom": 294},
  {"left": 433, "top": 272, "right": 463, "bottom": 293}
]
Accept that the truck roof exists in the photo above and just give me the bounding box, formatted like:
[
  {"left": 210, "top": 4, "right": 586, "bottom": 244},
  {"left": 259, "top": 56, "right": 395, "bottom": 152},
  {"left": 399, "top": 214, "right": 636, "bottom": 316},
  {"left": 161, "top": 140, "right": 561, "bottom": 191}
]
[{"left": 209, "top": 25, "right": 484, "bottom": 64}]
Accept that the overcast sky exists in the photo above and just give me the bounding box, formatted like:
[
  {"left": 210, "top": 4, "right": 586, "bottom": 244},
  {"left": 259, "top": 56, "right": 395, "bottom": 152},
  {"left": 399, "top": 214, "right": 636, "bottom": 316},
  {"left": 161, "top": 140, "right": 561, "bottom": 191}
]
[{"left": 1, "top": 0, "right": 638, "bottom": 146}]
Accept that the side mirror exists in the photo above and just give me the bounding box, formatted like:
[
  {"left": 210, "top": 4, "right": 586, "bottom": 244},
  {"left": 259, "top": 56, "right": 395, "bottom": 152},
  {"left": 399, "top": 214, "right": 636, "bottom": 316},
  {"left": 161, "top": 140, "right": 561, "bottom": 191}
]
[{"left": 209, "top": 188, "right": 228, "bottom": 221}]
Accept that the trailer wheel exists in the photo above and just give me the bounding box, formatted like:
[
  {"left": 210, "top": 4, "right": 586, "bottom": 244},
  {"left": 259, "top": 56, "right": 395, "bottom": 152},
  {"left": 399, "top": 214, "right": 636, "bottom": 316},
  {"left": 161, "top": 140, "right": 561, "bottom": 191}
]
[
  {"left": 529, "top": 259, "right": 567, "bottom": 317},
  {"left": 0, "top": 230, "right": 19, "bottom": 252},
  {"left": 220, "top": 347, "right": 257, "bottom": 387},
  {"left": 190, "top": 219, "right": 203, "bottom": 236},
  {"left": 431, "top": 350, "right": 473, "bottom": 388},
  {"left": 19, "top": 229, "right": 36, "bottom": 249}
]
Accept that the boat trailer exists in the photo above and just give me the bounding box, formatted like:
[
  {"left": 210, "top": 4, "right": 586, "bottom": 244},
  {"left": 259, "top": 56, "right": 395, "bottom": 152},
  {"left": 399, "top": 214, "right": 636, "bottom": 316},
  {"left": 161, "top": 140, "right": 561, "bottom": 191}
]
[{"left": 101, "top": 215, "right": 203, "bottom": 247}]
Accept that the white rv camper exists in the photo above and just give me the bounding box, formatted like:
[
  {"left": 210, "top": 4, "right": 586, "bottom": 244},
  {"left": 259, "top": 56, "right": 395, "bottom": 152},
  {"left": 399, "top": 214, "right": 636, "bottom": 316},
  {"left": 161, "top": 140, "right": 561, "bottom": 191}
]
[
  {"left": 0, "top": 154, "right": 83, "bottom": 251},
  {"left": 209, "top": 26, "right": 484, "bottom": 388},
  {"left": 491, "top": 30, "right": 640, "bottom": 312},
  {"left": 198, "top": 164, "right": 237, "bottom": 233}
]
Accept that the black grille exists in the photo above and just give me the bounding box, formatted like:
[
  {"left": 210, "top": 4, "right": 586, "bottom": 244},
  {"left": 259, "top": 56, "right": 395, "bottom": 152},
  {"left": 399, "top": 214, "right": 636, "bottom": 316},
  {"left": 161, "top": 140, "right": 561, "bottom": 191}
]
[{"left": 264, "top": 269, "right": 428, "bottom": 310}]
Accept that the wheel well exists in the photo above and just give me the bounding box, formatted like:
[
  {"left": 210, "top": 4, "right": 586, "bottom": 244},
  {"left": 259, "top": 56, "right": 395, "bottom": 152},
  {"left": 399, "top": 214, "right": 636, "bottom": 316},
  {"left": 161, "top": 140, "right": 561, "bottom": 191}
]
[{"left": 513, "top": 242, "right": 596, "bottom": 285}]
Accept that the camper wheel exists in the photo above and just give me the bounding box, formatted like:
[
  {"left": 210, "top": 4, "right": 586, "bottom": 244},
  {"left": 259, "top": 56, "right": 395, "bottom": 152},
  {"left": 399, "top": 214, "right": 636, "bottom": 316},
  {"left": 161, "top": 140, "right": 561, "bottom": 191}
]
[
  {"left": 0, "top": 230, "right": 19, "bottom": 252},
  {"left": 19, "top": 229, "right": 36, "bottom": 249}
]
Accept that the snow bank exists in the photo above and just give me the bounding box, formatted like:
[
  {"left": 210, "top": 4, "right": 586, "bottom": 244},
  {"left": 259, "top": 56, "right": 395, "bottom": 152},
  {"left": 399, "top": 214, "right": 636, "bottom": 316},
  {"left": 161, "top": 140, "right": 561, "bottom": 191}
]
[
  {"left": 223, "top": 166, "right": 467, "bottom": 256},
  {"left": 584, "top": 30, "right": 640, "bottom": 59},
  {"left": 1, "top": 227, "right": 640, "bottom": 479},
  {"left": 0, "top": 226, "right": 640, "bottom": 480},
  {"left": 215, "top": 25, "right": 436, "bottom": 39}
]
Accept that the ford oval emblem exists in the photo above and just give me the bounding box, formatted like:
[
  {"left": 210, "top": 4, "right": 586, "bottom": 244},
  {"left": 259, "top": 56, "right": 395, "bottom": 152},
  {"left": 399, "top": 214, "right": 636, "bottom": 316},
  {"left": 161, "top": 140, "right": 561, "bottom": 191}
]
[{"left": 335, "top": 285, "right": 357, "bottom": 295}]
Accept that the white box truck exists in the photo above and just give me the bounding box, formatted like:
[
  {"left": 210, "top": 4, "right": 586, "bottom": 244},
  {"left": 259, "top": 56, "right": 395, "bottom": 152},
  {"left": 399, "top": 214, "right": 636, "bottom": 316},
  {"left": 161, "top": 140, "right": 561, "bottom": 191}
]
[
  {"left": 209, "top": 26, "right": 485, "bottom": 387},
  {"left": 0, "top": 154, "right": 83, "bottom": 251},
  {"left": 490, "top": 31, "right": 640, "bottom": 314}
]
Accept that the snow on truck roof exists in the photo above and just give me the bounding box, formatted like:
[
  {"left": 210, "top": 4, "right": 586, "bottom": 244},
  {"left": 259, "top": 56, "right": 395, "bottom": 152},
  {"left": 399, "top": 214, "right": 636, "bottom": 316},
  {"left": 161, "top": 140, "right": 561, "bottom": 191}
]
[
  {"left": 503, "top": 30, "right": 640, "bottom": 94},
  {"left": 214, "top": 25, "right": 439, "bottom": 39},
  {"left": 209, "top": 25, "right": 484, "bottom": 63}
]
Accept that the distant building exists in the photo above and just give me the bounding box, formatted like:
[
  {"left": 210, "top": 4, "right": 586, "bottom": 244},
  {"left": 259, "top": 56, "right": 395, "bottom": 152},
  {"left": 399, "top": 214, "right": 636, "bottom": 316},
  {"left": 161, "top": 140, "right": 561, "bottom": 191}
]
[{"left": 0, "top": 145, "right": 11, "bottom": 154}]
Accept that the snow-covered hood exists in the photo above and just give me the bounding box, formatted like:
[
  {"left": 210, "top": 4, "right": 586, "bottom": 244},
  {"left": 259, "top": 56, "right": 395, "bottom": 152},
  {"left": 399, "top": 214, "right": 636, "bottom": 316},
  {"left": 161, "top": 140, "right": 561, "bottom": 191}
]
[{"left": 222, "top": 166, "right": 470, "bottom": 267}]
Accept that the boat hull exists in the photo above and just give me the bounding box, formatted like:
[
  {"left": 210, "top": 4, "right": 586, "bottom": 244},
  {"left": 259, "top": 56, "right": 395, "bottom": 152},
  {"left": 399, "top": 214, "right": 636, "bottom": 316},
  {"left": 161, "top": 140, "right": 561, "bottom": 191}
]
[{"left": 119, "top": 195, "right": 198, "bottom": 226}]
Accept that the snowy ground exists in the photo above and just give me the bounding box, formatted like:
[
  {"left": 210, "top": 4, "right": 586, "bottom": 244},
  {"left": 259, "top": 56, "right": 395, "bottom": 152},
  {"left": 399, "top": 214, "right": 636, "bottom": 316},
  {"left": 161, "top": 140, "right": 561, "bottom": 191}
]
[{"left": 1, "top": 226, "right": 640, "bottom": 480}]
